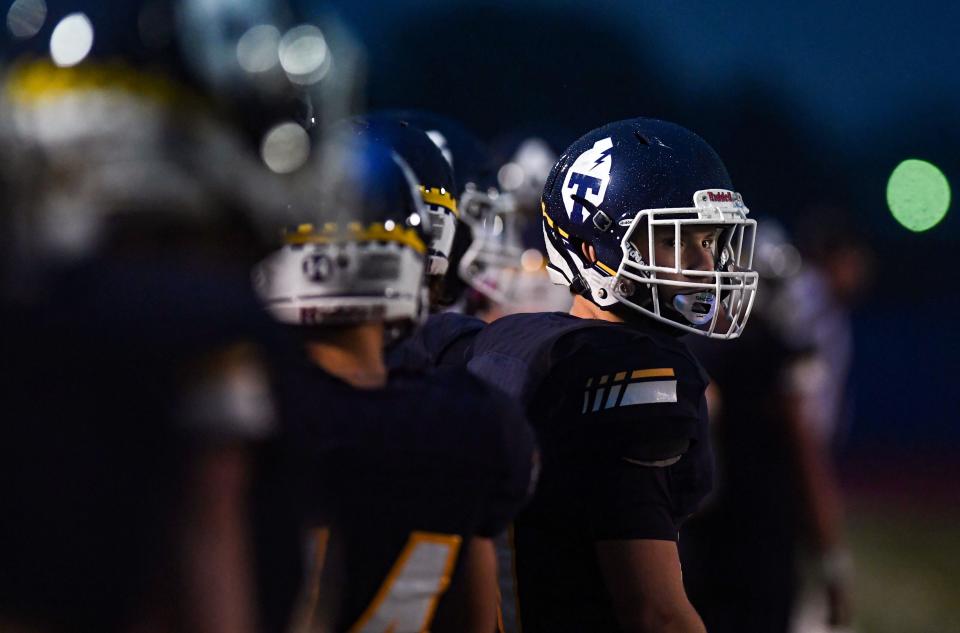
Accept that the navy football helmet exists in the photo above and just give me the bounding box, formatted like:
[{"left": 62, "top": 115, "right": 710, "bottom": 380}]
[
  {"left": 541, "top": 118, "right": 758, "bottom": 339},
  {"left": 254, "top": 129, "right": 430, "bottom": 326},
  {"left": 351, "top": 114, "right": 459, "bottom": 278}
]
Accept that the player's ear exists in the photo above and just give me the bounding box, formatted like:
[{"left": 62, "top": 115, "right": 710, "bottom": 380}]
[{"left": 580, "top": 242, "right": 598, "bottom": 264}]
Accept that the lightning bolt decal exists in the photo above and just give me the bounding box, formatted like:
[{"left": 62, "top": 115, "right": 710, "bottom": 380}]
[{"left": 591, "top": 146, "right": 614, "bottom": 171}]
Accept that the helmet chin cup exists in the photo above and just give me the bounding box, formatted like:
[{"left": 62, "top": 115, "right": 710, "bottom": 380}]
[
  {"left": 426, "top": 252, "right": 449, "bottom": 276},
  {"left": 672, "top": 291, "right": 717, "bottom": 326}
]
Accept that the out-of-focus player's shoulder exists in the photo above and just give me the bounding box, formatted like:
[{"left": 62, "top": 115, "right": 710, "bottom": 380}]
[
  {"left": 388, "top": 311, "right": 486, "bottom": 371},
  {"left": 421, "top": 366, "right": 533, "bottom": 447},
  {"left": 424, "top": 311, "right": 486, "bottom": 351},
  {"left": 476, "top": 311, "right": 573, "bottom": 344},
  {"left": 419, "top": 367, "right": 538, "bottom": 536}
]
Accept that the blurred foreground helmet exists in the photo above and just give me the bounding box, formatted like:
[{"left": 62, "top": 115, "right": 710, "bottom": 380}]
[
  {"left": 0, "top": 0, "right": 362, "bottom": 296},
  {"left": 351, "top": 113, "right": 458, "bottom": 277},
  {"left": 2, "top": 0, "right": 362, "bottom": 145},
  {"left": 542, "top": 118, "right": 758, "bottom": 339},
  {"left": 253, "top": 131, "right": 430, "bottom": 326},
  {"left": 388, "top": 111, "right": 527, "bottom": 306}
]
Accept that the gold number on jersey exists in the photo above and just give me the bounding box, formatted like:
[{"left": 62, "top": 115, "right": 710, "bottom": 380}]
[
  {"left": 292, "top": 530, "right": 461, "bottom": 633},
  {"left": 291, "top": 527, "right": 332, "bottom": 633},
  {"left": 348, "top": 531, "right": 462, "bottom": 633}
]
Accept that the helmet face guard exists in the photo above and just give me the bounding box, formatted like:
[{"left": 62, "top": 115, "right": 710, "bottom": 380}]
[
  {"left": 420, "top": 185, "right": 458, "bottom": 276},
  {"left": 615, "top": 190, "right": 758, "bottom": 339},
  {"left": 457, "top": 187, "right": 525, "bottom": 305}
]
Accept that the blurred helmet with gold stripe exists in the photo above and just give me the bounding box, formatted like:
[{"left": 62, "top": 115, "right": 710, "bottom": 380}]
[
  {"left": 346, "top": 114, "right": 458, "bottom": 281},
  {"left": 253, "top": 126, "right": 431, "bottom": 326}
]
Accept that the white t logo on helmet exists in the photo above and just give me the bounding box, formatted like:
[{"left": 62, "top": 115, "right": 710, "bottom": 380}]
[{"left": 561, "top": 137, "right": 613, "bottom": 222}]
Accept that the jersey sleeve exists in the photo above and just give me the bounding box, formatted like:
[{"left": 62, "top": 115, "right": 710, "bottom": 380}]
[
  {"left": 586, "top": 453, "right": 679, "bottom": 540},
  {"left": 387, "top": 312, "right": 485, "bottom": 371},
  {"left": 558, "top": 334, "right": 707, "bottom": 453},
  {"left": 539, "top": 331, "right": 710, "bottom": 541},
  {"left": 475, "top": 388, "right": 539, "bottom": 538}
]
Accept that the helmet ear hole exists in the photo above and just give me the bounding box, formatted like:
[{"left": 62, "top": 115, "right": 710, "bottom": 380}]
[{"left": 578, "top": 240, "right": 598, "bottom": 265}]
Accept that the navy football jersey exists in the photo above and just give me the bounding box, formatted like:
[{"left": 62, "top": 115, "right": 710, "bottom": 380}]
[
  {"left": 386, "top": 311, "right": 486, "bottom": 372},
  {"left": 467, "top": 312, "right": 712, "bottom": 633},
  {"left": 269, "top": 356, "right": 536, "bottom": 633},
  {"left": 0, "top": 256, "right": 278, "bottom": 632}
]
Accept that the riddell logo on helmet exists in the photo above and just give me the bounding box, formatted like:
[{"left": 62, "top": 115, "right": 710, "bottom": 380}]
[{"left": 706, "top": 191, "right": 734, "bottom": 202}]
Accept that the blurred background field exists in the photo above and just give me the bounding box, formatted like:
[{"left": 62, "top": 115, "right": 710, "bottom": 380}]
[{"left": 847, "top": 503, "right": 960, "bottom": 633}]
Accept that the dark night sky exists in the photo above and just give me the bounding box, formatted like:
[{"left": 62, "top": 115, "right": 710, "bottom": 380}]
[{"left": 330, "top": 0, "right": 960, "bottom": 148}]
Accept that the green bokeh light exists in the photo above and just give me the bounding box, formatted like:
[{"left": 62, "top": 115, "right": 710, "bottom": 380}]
[{"left": 886, "top": 159, "right": 951, "bottom": 232}]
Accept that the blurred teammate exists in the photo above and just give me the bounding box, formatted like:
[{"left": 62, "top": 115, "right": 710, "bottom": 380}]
[
  {"left": 352, "top": 113, "right": 461, "bottom": 307},
  {"left": 383, "top": 114, "right": 532, "bottom": 379},
  {"left": 388, "top": 112, "right": 527, "bottom": 316},
  {"left": 253, "top": 130, "right": 537, "bottom": 633},
  {"left": 679, "top": 221, "right": 853, "bottom": 633},
  {"left": 493, "top": 135, "right": 573, "bottom": 318},
  {"left": 0, "top": 0, "right": 354, "bottom": 631},
  {"left": 462, "top": 118, "right": 759, "bottom": 632}
]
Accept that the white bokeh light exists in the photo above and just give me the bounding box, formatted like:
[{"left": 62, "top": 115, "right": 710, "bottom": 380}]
[
  {"left": 260, "top": 122, "right": 311, "bottom": 174},
  {"left": 498, "top": 162, "right": 525, "bottom": 191},
  {"left": 279, "top": 24, "right": 330, "bottom": 85},
  {"left": 521, "top": 248, "right": 544, "bottom": 272},
  {"left": 7, "top": 0, "right": 46, "bottom": 39},
  {"left": 236, "top": 24, "right": 281, "bottom": 74},
  {"left": 49, "top": 12, "right": 94, "bottom": 67}
]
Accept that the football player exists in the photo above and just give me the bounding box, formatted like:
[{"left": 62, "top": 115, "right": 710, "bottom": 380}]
[
  {"left": 460, "top": 118, "right": 758, "bottom": 632},
  {"left": 350, "top": 113, "right": 461, "bottom": 307},
  {"left": 680, "top": 221, "right": 854, "bottom": 633},
  {"left": 0, "top": 1, "right": 351, "bottom": 631},
  {"left": 382, "top": 113, "right": 527, "bottom": 378},
  {"left": 253, "top": 129, "right": 537, "bottom": 633},
  {"left": 394, "top": 112, "right": 527, "bottom": 315},
  {"left": 492, "top": 134, "right": 574, "bottom": 318}
]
